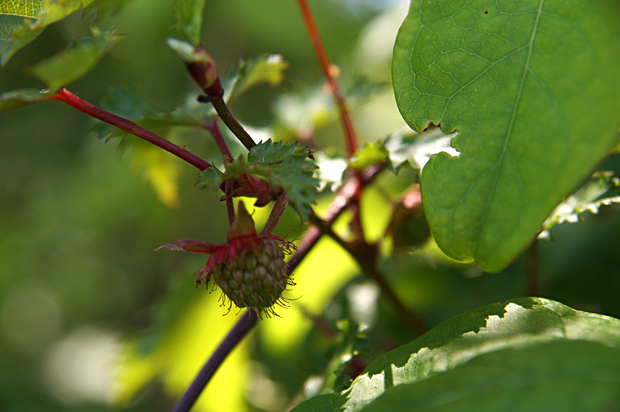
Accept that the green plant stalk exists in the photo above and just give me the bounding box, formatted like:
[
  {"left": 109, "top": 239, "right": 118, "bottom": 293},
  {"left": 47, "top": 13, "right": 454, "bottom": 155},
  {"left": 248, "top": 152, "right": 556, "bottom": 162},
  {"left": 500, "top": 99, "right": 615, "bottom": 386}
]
[
  {"left": 202, "top": 117, "right": 232, "bottom": 158},
  {"left": 50, "top": 88, "right": 211, "bottom": 171},
  {"left": 210, "top": 96, "right": 257, "bottom": 151}
]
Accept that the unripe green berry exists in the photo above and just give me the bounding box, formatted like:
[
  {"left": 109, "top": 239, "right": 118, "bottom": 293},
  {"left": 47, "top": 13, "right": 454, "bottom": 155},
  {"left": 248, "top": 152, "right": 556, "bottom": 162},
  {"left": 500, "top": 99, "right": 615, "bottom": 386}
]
[{"left": 211, "top": 237, "right": 293, "bottom": 317}]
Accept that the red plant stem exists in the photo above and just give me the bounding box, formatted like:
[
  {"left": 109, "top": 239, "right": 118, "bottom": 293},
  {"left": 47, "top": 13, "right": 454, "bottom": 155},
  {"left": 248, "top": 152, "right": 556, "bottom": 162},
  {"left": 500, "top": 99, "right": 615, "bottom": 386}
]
[
  {"left": 202, "top": 118, "right": 232, "bottom": 158},
  {"left": 296, "top": 0, "right": 358, "bottom": 158},
  {"left": 51, "top": 89, "right": 211, "bottom": 171}
]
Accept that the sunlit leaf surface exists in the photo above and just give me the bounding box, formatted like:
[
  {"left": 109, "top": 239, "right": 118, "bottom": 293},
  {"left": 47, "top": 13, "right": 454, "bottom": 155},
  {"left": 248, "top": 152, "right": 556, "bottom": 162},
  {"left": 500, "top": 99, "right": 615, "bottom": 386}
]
[
  {"left": 292, "top": 298, "right": 620, "bottom": 411},
  {"left": 361, "top": 340, "right": 620, "bottom": 412},
  {"left": 393, "top": 0, "right": 620, "bottom": 272},
  {"left": 539, "top": 170, "right": 620, "bottom": 239}
]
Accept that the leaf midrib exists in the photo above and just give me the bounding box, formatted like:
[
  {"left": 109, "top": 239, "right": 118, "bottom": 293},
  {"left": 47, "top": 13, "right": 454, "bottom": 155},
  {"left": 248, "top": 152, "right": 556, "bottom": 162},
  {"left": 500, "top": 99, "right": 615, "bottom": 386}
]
[{"left": 470, "top": 0, "right": 545, "bottom": 260}]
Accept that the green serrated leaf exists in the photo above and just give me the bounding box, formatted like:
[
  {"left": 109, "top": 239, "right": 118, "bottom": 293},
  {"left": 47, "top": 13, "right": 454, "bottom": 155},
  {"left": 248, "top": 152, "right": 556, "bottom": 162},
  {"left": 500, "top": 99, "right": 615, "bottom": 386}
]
[
  {"left": 195, "top": 165, "right": 224, "bottom": 191},
  {"left": 0, "top": 88, "right": 51, "bottom": 113},
  {"left": 393, "top": 0, "right": 620, "bottom": 272},
  {"left": 196, "top": 139, "right": 318, "bottom": 221},
  {"left": 0, "top": 0, "right": 96, "bottom": 66},
  {"left": 292, "top": 298, "right": 620, "bottom": 412},
  {"left": 26, "top": 26, "right": 123, "bottom": 92},
  {"left": 248, "top": 140, "right": 318, "bottom": 221},
  {"left": 226, "top": 54, "right": 289, "bottom": 104},
  {"left": 361, "top": 341, "right": 620, "bottom": 412},
  {"left": 173, "top": 0, "right": 205, "bottom": 46},
  {"left": 539, "top": 171, "right": 620, "bottom": 239}
]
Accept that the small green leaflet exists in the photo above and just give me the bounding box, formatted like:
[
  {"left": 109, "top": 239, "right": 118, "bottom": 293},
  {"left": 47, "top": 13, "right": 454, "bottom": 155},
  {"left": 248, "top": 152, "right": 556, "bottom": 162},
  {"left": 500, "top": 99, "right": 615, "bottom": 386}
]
[
  {"left": 349, "top": 141, "right": 388, "bottom": 171},
  {"left": 197, "top": 139, "right": 318, "bottom": 221},
  {"left": 0, "top": 28, "right": 121, "bottom": 113},
  {"left": 26, "top": 26, "right": 122, "bottom": 92},
  {"left": 173, "top": 0, "right": 206, "bottom": 46},
  {"left": 539, "top": 170, "right": 620, "bottom": 239},
  {"left": 0, "top": 88, "right": 51, "bottom": 112},
  {"left": 341, "top": 126, "right": 460, "bottom": 176},
  {"left": 225, "top": 54, "right": 289, "bottom": 104}
]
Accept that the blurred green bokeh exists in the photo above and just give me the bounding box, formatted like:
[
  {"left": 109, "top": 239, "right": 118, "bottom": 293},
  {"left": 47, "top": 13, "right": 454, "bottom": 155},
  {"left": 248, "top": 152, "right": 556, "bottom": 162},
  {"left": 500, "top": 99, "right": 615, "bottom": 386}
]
[{"left": 2, "top": 1, "right": 620, "bottom": 412}]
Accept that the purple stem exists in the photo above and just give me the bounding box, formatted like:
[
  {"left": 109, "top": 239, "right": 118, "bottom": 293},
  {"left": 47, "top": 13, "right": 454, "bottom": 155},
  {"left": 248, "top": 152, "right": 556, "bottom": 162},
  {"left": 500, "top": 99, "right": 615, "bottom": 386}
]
[
  {"left": 202, "top": 118, "right": 233, "bottom": 158},
  {"left": 51, "top": 89, "right": 211, "bottom": 171},
  {"left": 170, "top": 311, "right": 258, "bottom": 412}
]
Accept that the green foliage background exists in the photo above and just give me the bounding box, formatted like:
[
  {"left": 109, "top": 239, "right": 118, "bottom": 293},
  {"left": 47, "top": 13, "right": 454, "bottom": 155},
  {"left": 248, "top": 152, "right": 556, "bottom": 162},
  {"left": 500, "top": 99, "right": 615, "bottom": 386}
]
[{"left": 1, "top": 1, "right": 620, "bottom": 411}]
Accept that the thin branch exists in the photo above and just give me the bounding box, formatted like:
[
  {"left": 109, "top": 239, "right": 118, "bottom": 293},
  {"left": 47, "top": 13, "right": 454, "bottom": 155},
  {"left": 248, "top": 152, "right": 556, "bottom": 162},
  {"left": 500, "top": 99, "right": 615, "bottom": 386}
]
[
  {"left": 309, "top": 211, "right": 428, "bottom": 336},
  {"left": 296, "top": 0, "right": 358, "bottom": 158},
  {"left": 171, "top": 311, "right": 258, "bottom": 412},
  {"left": 209, "top": 96, "right": 256, "bottom": 151},
  {"left": 51, "top": 89, "right": 211, "bottom": 171},
  {"left": 202, "top": 118, "right": 232, "bottom": 158}
]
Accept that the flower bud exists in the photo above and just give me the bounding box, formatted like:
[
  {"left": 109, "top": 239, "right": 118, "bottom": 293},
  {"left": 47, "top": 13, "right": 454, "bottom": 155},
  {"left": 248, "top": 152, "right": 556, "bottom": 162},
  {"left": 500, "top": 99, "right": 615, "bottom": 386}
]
[{"left": 167, "top": 38, "right": 222, "bottom": 97}]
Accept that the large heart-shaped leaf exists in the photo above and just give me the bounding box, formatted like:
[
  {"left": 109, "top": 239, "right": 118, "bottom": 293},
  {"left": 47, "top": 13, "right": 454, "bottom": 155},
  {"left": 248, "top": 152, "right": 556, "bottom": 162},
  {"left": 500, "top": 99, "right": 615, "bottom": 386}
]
[
  {"left": 291, "top": 298, "right": 620, "bottom": 411},
  {"left": 392, "top": 0, "right": 620, "bottom": 272}
]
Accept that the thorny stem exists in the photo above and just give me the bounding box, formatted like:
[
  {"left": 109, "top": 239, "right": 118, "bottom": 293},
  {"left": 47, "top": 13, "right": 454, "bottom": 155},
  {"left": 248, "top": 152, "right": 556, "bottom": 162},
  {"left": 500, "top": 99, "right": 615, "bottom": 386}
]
[
  {"left": 296, "top": 0, "right": 358, "bottom": 158},
  {"left": 170, "top": 311, "right": 258, "bottom": 412},
  {"left": 209, "top": 96, "right": 257, "bottom": 151},
  {"left": 50, "top": 89, "right": 211, "bottom": 171},
  {"left": 174, "top": 164, "right": 385, "bottom": 412},
  {"left": 202, "top": 118, "right": 232, "bottom": 158}
]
